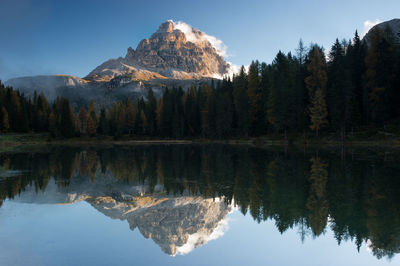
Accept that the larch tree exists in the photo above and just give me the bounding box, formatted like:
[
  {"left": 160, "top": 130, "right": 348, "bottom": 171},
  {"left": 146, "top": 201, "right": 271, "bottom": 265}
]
[{"left": 306, "top": 45, "right": 328, "bottom": 136}]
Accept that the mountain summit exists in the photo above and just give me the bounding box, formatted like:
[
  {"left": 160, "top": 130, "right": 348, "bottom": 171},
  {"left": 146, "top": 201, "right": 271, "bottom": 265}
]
[{"left": 86, "top": 20, "right": 231, "bottom": 81}]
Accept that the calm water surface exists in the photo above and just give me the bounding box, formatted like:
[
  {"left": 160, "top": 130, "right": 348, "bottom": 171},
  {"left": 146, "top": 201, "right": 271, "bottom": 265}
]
[{"left": 0, "top": 145, "right": 399, "bottom": 265}]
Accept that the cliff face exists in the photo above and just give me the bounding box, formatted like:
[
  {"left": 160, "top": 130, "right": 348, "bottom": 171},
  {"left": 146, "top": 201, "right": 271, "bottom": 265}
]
[{"left": 86, "top": 21, "right": 230, "bottom": 81}]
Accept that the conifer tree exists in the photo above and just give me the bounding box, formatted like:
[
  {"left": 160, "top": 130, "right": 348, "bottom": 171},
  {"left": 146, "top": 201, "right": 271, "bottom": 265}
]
[
  {"left": 48, "top": 110, "right": 57, "bottom": 137},
  {"left": 78, "top": 107, "right": 88, "bottom": 134},
  {"left": 233, "top": 66, "right": 249, "bottom": 136},
  {"left": 1, "top": 107, "right": 9, "bottom": 133},
  {"left": 215, "top": 79, "right": 233, "bottom": 138},
  {"left": 309, "top": 88, "right": 328, "bottom": 137},
  {"left": 247, "top": 60, "right": 263, "bottom": 135},
  {"left": 365, "top": 27, "right": 395, "bottom": 124},
  {"left": 98, "top": 108, "right": 108, "bottom": 135},
  {"left": 87, "top": 115, "right": 96, "bottom": 137},
  {"left": 306, "top": 45, "right": 328, "bottom": 136},
  {"left": 59, "top": 98, "right": 75, "bottom": 138},
  {"left": 183, "top": 86, "right": 200, "bottom": 136},
  {"left": 200, "top": 84, "right": 216, "bottom": 138}
]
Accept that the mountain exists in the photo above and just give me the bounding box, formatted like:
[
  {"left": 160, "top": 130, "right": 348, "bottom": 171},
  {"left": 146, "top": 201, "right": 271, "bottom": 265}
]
[
  {"left": 86, "top": 20, "right": 231, "bottom": 82},
  {"left": 14, "top": 177, "right": 233, "bottom": 256},
  {"left": 363, "top": 18, "right": 400, "bottom": 45},
  {"left": 5, "top": 20, "right": 231, "bottom": 103}
]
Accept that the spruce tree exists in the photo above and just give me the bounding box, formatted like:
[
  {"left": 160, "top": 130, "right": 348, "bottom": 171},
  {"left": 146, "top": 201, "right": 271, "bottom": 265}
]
[
  {"left": 247, "top": 60, "right": 263, "bottom": 135},
  {"left": 233, "top": 66, "right": 249, "bottom": 136}
]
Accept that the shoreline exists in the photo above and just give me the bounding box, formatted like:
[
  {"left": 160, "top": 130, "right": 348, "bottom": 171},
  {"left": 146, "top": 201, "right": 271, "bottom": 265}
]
[{"left": 1, "top": 133, "right": 400, "bottom": 151}]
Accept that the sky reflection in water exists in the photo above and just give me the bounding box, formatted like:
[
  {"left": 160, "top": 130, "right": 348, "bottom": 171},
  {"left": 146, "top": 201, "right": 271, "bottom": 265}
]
[{"left": 0, "top": 145, "right": 399, "bottom": 266}]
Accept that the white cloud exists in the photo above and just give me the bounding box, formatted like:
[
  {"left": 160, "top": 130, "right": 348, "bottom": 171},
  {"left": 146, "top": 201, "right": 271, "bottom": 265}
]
[
  {"left": 361, "top": 19, "right": 382, "bottom": 38},
  {"left": 175, "top": 217, "right": 230, "bottom": 256},
  {"left": 169, "top": 20, "right": 242, "bottom": 78},
  {"left": 171, "top": 20, "right": 228, "bottom": 58}
]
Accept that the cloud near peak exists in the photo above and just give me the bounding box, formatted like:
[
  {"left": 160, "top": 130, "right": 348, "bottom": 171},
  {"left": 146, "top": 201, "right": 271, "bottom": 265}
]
[
  {"left": 170, "top": 20, "right": 228, "bottom": 58},
  {"left": 168, "top": 20, "right": 241, "bottom": 78},
  {"left": 361, "top": 19, "right": 382, "bottom": 37}
]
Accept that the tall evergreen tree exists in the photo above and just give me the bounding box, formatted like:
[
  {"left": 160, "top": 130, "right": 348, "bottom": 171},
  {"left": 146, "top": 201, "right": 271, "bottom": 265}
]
[
  {"left": 233, "top": 66, "right": 249, "bottom": 136},
  {"left": 215, "top": 79, "right": 233, "bottom": 138},
  {"left": 247, "top": 60, "right": 263, "bottom": 135},
  {"left": 365, "top": 27, "right": 396, "bottom": 125}
]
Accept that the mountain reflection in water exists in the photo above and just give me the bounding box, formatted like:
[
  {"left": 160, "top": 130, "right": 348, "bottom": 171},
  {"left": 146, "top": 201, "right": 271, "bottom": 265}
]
[{"left": 0, "top": 145, "right": 400, "bottom": 259}]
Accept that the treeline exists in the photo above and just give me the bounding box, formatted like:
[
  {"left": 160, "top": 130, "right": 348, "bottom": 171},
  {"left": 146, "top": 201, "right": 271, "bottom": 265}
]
[
  {"left": 1, "top": 146, "right": 400, "bottom": 258},
  {"left": 1, "top": 26, "right": 399, "bottom": 138}
]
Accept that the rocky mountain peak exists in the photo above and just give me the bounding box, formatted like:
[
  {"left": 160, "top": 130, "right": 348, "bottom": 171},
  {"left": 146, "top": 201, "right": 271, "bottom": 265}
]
[
  {"left": 86, "top": 20, "right": 230, "bottom": 81},
  {"left": 156, "top": 20, "right": 175, "bottom": 33}
]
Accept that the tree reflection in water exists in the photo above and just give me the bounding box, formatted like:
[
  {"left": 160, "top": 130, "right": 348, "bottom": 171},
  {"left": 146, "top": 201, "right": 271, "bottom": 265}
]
[{"left": 0, "top": 145, "right": 400, "bottom": 258}]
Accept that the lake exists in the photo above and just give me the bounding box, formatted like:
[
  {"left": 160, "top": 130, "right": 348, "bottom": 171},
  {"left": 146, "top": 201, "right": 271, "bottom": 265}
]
[{"left": 0, "top": 144, "right": 399, "bottom": 265}]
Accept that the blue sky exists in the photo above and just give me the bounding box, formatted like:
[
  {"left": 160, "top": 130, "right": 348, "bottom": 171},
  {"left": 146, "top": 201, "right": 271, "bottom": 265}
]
[{"left": 0, "top": 0, "right": 399, "bottom": 80}]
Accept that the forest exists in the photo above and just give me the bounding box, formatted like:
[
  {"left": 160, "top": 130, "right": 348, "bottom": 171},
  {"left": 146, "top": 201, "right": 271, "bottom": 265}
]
[{"left": 0, "top": 26, "right": 399, "bottom": 140}]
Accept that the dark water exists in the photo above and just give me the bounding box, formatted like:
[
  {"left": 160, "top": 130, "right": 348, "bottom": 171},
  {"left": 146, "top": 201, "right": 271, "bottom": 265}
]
[{"left": 0, "top": 145, "right": 399, "bottom": 266}]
